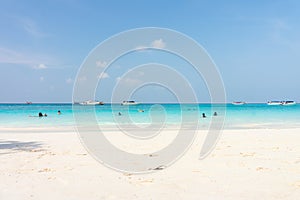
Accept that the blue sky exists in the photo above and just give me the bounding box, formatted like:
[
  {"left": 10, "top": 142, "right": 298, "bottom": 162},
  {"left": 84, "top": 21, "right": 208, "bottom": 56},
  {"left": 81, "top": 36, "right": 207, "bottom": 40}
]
[{"left": 0, "top": 0, "right": 299, "bottom": 103}]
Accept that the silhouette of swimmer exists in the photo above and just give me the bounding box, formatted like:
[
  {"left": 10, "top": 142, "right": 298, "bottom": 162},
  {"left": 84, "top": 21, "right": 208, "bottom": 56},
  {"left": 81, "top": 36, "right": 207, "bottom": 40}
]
[
  {"left": 118, "top": 112, "right": 122, "bottom": 116},
  {"left": 213, "top": 112, "right": 217, "bottom": 116},
  {"left": 38, "top": 112, "right": 47, "bottom": 117},
  {"left": 58, "top": 110, "right": 61, "bottom": 115},
  {"left": 202, "top": 113, "right": 206, "bottom": 118}
]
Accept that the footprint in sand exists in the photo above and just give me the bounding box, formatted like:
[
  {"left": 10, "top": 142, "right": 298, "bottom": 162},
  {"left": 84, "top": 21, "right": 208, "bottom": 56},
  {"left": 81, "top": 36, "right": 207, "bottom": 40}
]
[
  {"left": 256, "top": 167, "right": 269, "bottom": 171},
  {"left": 38, "top": 168, "right": 53, "bottom": 173},
  {"left": 240, "top": 152, "right": 256, "bottom": 157},
  {"left": 139, "top": 178, "right": 154, "bottom": 183}
]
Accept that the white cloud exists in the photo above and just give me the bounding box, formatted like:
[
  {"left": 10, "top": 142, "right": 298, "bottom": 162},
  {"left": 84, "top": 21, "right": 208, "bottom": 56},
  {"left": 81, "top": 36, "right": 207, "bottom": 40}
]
[
  {"left": 0, "top": 47, "right": 32, "bottom": 64},
  {"left": 21, "top": 18, "right": 49, "bottom": 38},
  {"left": 33, "top": 64, "right": 47, "bottom": 70},
  {"left": 135, "top": 45, "right": 148, "bottom": 51},
  {"left": 0, "top": 47, "right": 56, "bottom": 69},
  {"left": 151, "top": 39, "right": 166, "bottom": 48},
  {"left": 98, "top": 72, "right": 109, "bottom": 79},
  {"left": 135, "top": 39, "right": 166, "bottom": 52},
  {"left": 66, "top": 78, "right": 73, "bottom": 84},
  {"left": 40, "top": 76, "right": 44, "bottom": 81},
  {"left": 96, "top": 60, "right": 107, "bottom": 68}
]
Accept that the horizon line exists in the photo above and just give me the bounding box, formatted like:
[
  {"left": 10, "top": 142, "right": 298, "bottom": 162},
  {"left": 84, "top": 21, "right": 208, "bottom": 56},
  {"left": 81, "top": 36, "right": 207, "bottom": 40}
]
[{"left": 0, "top": 101, "right": 296, "bottom": 104}]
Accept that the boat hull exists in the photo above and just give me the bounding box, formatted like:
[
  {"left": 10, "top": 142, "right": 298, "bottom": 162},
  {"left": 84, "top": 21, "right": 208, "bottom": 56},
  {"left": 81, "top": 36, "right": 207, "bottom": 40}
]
[
  {"left": 79, "top": 101, "right": 104, "bottom": 105},
  {"left": 121, "top": 101, "right": 139, "bottom": 106},
  {"left": 267, "top": 101, "right": 296, "bottom": 106},
  {"left": 267, "top": 102, "right": 282, "bottom": 106},
  {"left": 232, "top": 102, "right": 246, "bottom": 105}
]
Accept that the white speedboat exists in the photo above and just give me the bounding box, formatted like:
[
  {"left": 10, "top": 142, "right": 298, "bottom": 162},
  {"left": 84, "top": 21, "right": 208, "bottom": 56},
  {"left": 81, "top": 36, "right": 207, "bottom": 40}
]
[
  {"left": 121, "top": 100, "right": 139, "bottom": 106},
  {"left": 79, "top": 100, "right": 104, "bottom": 105},
  {"left": 281, "top": 101, "right": 296, "bottom": 106},
  {"left": 232, "top": 101, "right": 246, "bottom": 105},
  {"left": 267, "top": 100, "right": 296, "bottom": 106},
  {"left": 267, "top": 101, "right": 282, "bottom": 105}
]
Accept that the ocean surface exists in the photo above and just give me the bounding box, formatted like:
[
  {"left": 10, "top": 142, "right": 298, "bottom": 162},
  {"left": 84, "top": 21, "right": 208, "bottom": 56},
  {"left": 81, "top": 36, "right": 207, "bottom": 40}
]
[{"left": 0, "top": 103, "right": 299, "bottom": 130}]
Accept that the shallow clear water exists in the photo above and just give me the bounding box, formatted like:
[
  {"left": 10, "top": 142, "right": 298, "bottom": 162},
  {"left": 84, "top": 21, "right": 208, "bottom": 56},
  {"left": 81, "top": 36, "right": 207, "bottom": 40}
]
[{"left": 0, "top": 103, "right": 299, "bottom": 129}]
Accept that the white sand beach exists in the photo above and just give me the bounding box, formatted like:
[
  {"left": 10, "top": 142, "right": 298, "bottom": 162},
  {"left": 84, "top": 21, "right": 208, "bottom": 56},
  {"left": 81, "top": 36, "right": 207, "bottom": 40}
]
[
  {"left": 0, "top": 128, "right": 299, "bottom": 200},
  {"left": 2, "top": 0, "right": 300, "bottom": 199}
]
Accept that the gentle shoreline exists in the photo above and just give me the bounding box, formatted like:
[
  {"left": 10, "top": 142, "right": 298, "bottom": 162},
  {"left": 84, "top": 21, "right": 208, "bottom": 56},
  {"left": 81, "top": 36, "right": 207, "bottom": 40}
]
[
  {"left": 0, "top": 128, "right": 299, "bottom": 199},
  {"left": 1, "top": 123, "right": 300, "bottom": 133}
]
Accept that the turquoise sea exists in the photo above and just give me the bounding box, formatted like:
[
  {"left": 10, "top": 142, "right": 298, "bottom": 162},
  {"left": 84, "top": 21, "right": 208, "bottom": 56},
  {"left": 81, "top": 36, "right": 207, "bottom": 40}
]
[{"left": 0, "top": 103, "right": 299, "bottom": 130}]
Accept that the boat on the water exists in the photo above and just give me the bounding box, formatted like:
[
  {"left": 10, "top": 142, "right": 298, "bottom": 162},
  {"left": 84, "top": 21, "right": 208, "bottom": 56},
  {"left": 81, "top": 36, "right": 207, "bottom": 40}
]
[
  {"left": 281, "top": 101, "right": 296, "bottom": 106},
  {"left": 267, "top": 101, "right": 296, "bottom": 106},
  {"left": 267, "top": 101, "right": 282, "bottom": 106},
  {"left": 121, "top": 100, "right": 139, "bottom": 106},
  {"left": 232, "top": 101, "right": 246, "bottom": 105},
  {"left": 79, "top": 100, "right": 104, "bottom": 105},
  {"left": 26, "top": 101, "right": 32, "bottom": 104}
]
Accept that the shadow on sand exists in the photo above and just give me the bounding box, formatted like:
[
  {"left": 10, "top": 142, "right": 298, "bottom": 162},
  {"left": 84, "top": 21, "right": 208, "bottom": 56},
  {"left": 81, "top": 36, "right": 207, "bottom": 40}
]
[{"left": 0, "top": 140, "right": 44, "bottom": 154}]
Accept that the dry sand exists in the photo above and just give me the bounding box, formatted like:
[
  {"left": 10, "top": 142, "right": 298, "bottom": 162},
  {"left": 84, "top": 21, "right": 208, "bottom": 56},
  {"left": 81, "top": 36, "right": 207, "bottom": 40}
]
[{"left": 0, "top": 128, "right": 299, "bottom": 200}]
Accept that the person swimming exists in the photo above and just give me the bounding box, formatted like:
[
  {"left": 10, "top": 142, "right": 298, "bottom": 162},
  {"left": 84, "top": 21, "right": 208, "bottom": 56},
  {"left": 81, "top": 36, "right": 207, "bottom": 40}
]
[
  {"left": 213, "top": 112, "right": 217, "bottom": 116},
  {"left": 202, "top": 113, "right": 206, "bottom": 118},
  {"left": 58, "top": 110, "right": 61, "bottom": 115},
  {"left": 29, "top": 112, "right": 47, "bottom": 117},
  {"left": 118, "top": 112, "right": 122, "bottom": 116}
]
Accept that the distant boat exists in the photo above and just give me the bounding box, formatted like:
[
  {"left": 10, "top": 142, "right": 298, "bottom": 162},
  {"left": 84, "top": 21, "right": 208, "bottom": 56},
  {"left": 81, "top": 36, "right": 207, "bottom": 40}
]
[
  {"left": 267, "top": 101, "right": 282, "bottom": 106},
  {"left": 281, "top": 101, "right": 296, "bottom": 106},
  {"left": 267, "top": 101, "right": 296, "bottom": 106},
  {"left": 79, "top": 100, "right": 104, "bottom": 105},
  {"left": 121, "top": 100, "right": 139, "bottom": 106},
  {"left": 26, "top": 101, "right": 32, "bottom": 104},
  {"left": 232, "top": 101, "right": 246, "bottom": 105}
]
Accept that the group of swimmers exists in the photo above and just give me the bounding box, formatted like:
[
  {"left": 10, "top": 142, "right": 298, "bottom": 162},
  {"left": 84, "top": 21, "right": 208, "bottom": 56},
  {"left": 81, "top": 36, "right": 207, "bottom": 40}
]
[
  {"left": 36, "top": 110, "right": 216, "bottom": 118},
  {"left": 37, "top": 110, "right": 61, "bottom": 117},
  {"left": 202, "top": 112, "right": 217, "bottom": 118},
  {"left": 117, "top": 110, "right": 217, "bottom": 118}
]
